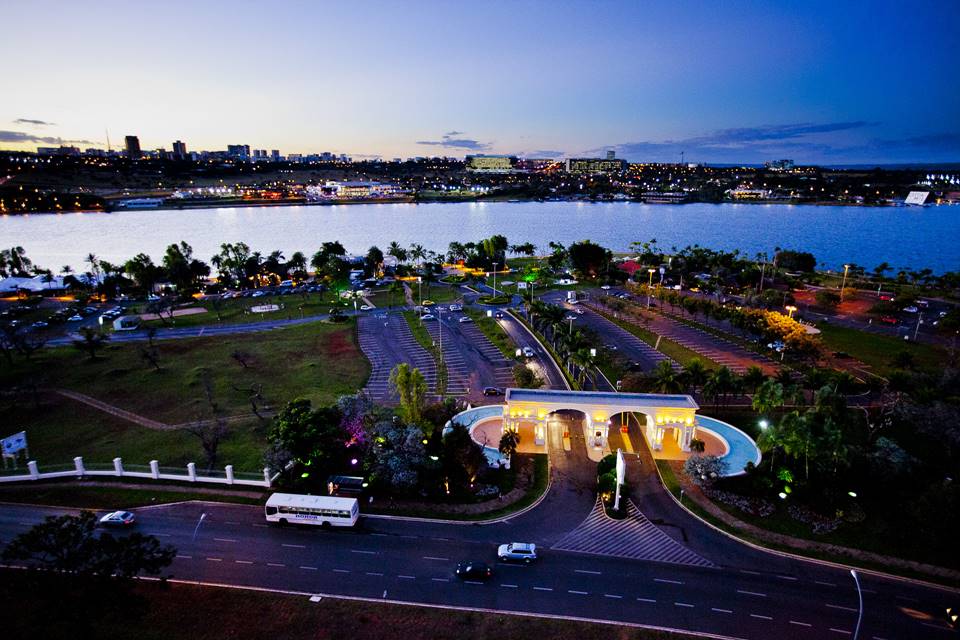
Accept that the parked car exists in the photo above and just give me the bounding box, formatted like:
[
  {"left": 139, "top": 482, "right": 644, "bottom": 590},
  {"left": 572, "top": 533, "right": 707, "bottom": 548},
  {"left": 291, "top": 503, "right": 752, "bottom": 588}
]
[
  {"left": 458, "top": 316, "right": 472, "bottom": 323},
  {"left": 903, "top": 306, "right": 918, "bottom": 313},
  {"left": 448, "top": 304, "right": 462, "bottom": 311},
  {"left": 359, "top": 305, "right": 373, "bottom": 311},
  {"left": 522, "top": 347, "right": 535, "bottom": 357},
  {"left": 420, "top": 314, "right": 435, "bottom": 321},
  {"left": 880, "top": 315, "right": 898, "bottom": 325},
  {"left": 600, "top": 285, "right": 611, "bottom": 290},
  {"left": 67, "top": 314, "right": 83, "bottom": 322},
  {"left": 99, "top": 511, "right": 136, "bottom": 527},
  {"left": 483, "top": 387, "right": 504, "bottom": 397},
  {"left": 31, "top": 321, "right": 49, "bottom": 329},
  {"left": 497, "top": 542, "right": 537, "bottom": 564},
  {"left": 575, "top": 307, "right": 584, "bottom": 315},
  {"left": 455, "top": 561, "right": 492, "bottom": 580}
]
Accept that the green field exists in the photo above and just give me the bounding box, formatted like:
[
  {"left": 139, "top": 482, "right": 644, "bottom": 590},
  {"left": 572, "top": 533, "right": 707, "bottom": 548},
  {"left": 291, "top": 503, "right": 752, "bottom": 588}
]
[
  {"left": 816, "top": 323, "right": 947, "bottom": 375},
  {"left": 0, "top": 320, "right": 369, "bottom": 470},
  {"left": 465, "top": 309, "right": 519, "bottom": 359},
  {"left": 135, "top": 291, "right": 348, "bottom": 329}
]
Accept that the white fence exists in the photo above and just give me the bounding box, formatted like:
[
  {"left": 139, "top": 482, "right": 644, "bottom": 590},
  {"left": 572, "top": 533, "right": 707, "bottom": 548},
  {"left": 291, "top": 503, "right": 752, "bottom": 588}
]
[{"left": 0, "top": 456, "right": 274, "bottom": 488}]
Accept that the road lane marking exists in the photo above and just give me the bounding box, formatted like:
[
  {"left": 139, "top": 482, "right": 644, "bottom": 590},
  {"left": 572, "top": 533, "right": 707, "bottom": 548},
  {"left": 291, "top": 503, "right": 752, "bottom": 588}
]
[
  {"left": 398, "top": 575, "right": 416, "bottom": 580},
  {"left": 568, "top": 590, "right": 588, "bottom": 595},
  {"left": 282, "top": 544, "right": 305, "bottom": 549},
  {"left": 790, "top": 621, "right": 812, "bottom": 627},
  {"left": 148, "top": 532, "right": 172, "bottom": 537},
  {"left": 366, "top": 572, "right": 384, "bottom": 577},
  {"left": 895, "top": 595, "right": 919, "bottom": 602},
  {"left": 674, "top": 602, "right": 694, "bottom": 608},
  {"left": 214, "top": 538, "right": 237, "bottom": 543},
  {"left": 206, "top": 557, "right": 222, "bottom": 562},
  {"left": 176, "top": 555, "right": 192, "bottom": 559},
  {"left": 431, "top": 537, "right": 450, "bottom": 542},
  {"left": 351, "top": 550, "right": 377, "bottom": 555},
  {"left": 826, "top": 604, "right": 858, "bottom": 612},
  {"left": 300, "top": 566, "right": 318, "bottom": 571},
  {"left": 712, "top": 608, "right": 732, "bottom": 613},
  {"left": 234, "top": 560, "right": 253, "bottom": 565},
  {"left": 423, "top": 556, "right": 450, "bottom": 561},
  {"left": 225, "top": 521, "right": 240, "bottom": 525},
  {"left": 400, "top": 535, "right": 418, "bottom": 539},
  {"left": 816, "top": 581, "right": 837, "bottom": 587},
  {"left": 267, "top": 563, "right": 285, "bottom": 567},
  {"left": 575, "top": 569, "right": 602, "bottom": 575},
  {"left": 464, "top": 580, "right": 484, "bottom": 585},
  {"left": 533, "top": 587, "right": 553, "bottom": 591},
  {"left": 371, "top": 533, "right": 388, "bottom": 537},
  {"left": 740, "top": 569, "right": 762, "bottom": 575},
  {"left": 500, "top": 584, "right": 518, "bottom": 588},
  {"left": 637, "top": 598, "right": 657, "bottom": 604},
  {"left": 253, "top": 524, "right": 268, "bottom": 528},
  {"left": 829, "top": 629, "right": 851, "bottom": 635},
  {"left": 431, "top": 578, "right": 450, "bottom": 582},
  {"left": 604, "top": 594, "right": 622, "bottom": 599},
  {"left": 737, "top": 590, "right": 767, "bottom": 597},
  {"left": 655, "top": 578, "right": 684, "bottom": 585},
  {"left": 777, "top": 575, "right": 798, "bottom": 581},
  {"left": 750, "top": 614, "right": 773, "bottom": 620}
]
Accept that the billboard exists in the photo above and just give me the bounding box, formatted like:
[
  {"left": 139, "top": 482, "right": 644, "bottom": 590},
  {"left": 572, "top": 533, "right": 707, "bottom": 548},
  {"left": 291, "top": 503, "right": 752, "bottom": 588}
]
[{"left": 1, "top": 431, "right": 27, "bottom": 455}]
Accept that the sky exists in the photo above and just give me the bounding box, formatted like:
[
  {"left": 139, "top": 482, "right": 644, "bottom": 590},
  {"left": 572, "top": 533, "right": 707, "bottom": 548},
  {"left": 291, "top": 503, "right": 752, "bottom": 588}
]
[{"left": 1, "top": 0, "right": 958, "bottom": 164}]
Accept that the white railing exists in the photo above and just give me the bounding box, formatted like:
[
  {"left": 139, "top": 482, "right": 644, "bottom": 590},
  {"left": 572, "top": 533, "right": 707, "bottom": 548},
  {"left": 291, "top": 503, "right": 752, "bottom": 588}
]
[{"left": 0, "top": 456, "right": 272, "bottom": 488}]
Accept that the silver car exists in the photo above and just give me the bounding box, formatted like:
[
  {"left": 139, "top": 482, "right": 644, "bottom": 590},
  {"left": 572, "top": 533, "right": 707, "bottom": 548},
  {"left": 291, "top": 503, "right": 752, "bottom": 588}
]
[{"left": 497, "top": 542, "right": 537, "bottom": 563}]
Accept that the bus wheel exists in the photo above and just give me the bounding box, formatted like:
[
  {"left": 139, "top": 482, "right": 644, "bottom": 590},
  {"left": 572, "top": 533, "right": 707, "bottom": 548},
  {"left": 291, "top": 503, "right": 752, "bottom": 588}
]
[
  {"left": 279, "top": 518, "right": 288, "bottom": 526},
  {"left": 321, "top": 521, "right": 331, "bottom": 529}
]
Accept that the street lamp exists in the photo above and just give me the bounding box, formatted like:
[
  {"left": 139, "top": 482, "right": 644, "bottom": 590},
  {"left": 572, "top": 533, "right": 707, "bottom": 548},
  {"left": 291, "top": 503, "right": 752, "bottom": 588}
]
[
  {"left": 492, "top": 262, "right": 499, "bottom": 298},
  {"left": 647, "top": 268, "right": 656, "bottom": 309},
  {"left": 417, "top": 276, "right": 422, "bottom": 307},
  {"left": 785, "top": 305, "right": 797, "bottom": 319},
  {"left": 840, "top": 264, "right": 850, "bottom": 301}
]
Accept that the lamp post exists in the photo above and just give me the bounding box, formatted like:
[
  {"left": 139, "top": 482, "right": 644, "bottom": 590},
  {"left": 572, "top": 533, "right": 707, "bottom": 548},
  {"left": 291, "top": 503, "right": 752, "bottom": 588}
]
[
  {"left": 840, "top": 264, "right": 850, "bottom": 301},
  {"left": 647, "top": 268, "right": 656, "bottom": 309},
  {"left": 785, "top": 304, "right": 797, "bottom": 319},
  {"left": 417, "top": 276, "right": 422, "bottom": 307},
  {"left": 492, "top": 262, "right": 499, "bottom": 298},
  {"left": 851, "top": 570, "right": 863, "bottom": 640}
]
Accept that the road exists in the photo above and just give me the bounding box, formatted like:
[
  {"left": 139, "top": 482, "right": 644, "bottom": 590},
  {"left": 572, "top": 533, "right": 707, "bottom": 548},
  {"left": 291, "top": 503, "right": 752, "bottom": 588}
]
[{"left": 2, "top": 418, "right": 956, "bottom": 640}]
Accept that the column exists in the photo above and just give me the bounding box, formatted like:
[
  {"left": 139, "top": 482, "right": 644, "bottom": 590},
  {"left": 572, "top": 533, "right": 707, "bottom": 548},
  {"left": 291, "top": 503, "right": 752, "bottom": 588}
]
[
  {"left": 74, "top": 456, "right": 85, "bottom": 477},
  {"left": 187, "top": 462, "right": 197, "bottom": 482},
  {"left": 28, "top": 460, "right": 39, "bottom": 480},
  {"left": 263, "top": 467, "right": 272, "bottom": 488},
  {"left": 113, "top": 457, "right": 124, "bottom": 477},
  {"left": 150, "top": 460, "right": 160, "bottom": 479},
  {"left": 225, "top": 465, "right": 235, "bottom": 485}
]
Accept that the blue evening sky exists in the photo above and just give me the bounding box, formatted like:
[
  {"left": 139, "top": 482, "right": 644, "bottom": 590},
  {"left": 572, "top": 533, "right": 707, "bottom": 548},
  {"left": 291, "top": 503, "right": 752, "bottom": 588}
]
[{"left": 1, "top": 0, "right": 957, "bottom": 163}]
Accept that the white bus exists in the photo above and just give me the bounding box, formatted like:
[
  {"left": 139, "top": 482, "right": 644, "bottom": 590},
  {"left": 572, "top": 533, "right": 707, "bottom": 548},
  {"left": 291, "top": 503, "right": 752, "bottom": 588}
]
[{"left": 264, "top": 493, "right": 360, "bottom": 528}]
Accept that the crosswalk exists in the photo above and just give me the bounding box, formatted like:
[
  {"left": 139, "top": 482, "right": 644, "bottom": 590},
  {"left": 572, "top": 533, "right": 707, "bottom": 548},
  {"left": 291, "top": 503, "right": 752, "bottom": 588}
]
[
  {"left": 551, "top": 498, "right": 714, "bottom": 567},
  {"left": 357, "top": 315, "right": 438, "bottom": 403}
]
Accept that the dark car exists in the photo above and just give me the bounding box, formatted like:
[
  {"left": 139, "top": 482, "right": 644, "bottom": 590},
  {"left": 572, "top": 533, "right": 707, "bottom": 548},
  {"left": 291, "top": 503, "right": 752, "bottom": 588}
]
[
  {"left": 483, "top": 387, "right": 503, "bottom": 396},
  {"left": 879, "top": 315, "right": 898, "bottom": 325},
  {"left": 455, "top": 561, "right": 492, "bottom": 580},
  {"left": 99, "top": 511, "right": 136, "bottom": 527}
]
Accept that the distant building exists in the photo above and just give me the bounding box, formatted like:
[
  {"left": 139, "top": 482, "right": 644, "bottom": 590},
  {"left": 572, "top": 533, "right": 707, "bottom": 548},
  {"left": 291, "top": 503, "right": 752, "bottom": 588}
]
[
  {"left": 227, "top": 144, "right": 250, "bottom": 160},
  {"left": 37, "top": 146, "right": 80, "bottom": 156},
  {"left": 565, "top": 157, "right": 627, "bottom": 173},
  {"left": 606, "top": 149, "right": 616, "bottom": 160},
  {"left": 727, "top": 187, "right": 771, "bottom": 200},
  {"left": 172, "top": 140, "right": 187, "bottom": 159},
  {"left": 124, "top": 135, "right": 142, "bottom": 159},
  {"left": 904, "top": 191, "right": 930, "bottom": 206},
  {"left": 765, "top": 159, "right": 795, "bottom": 171},
  {"left": 466, "top": 154, "right": 516, "bottom": 172},
  {"left": 307, "top": 181, "right": 403, "bottom": 199},
  {"left": 271, "top": 149, "right": 280, "bottom": 161}
]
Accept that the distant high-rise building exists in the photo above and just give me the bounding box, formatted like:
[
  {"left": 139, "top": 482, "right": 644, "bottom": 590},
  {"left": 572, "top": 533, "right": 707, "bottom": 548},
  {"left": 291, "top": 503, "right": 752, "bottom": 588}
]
[
  {"left": 172, "top": 140, "right": 187, "bottom": 160},
  {"left": 227, "top": 144, "right": 250, "bottom": 159},
  {"left": 271, "top": 149, "right": 280, "bottom": 161},
  {"left": 125, "top": 135, "right": 142, "bottom": 159},
  {"left": 606, "top": 149, "right": 616, "bottom": 160}
]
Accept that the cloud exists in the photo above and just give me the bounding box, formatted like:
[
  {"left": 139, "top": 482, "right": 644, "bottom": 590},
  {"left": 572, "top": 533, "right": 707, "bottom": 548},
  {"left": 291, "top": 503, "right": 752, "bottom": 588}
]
[
  {"left": 14, "top": 118, "right": 55, "bottom": 126},
  {"left": 417, "top": 132, "right": 491, "bottom": 151},
  {"left": 524, "top": 149, "right": 565, "bottom": 158},
  {"left": 0, "top": 130, "right": 99, "bottom": 146}
]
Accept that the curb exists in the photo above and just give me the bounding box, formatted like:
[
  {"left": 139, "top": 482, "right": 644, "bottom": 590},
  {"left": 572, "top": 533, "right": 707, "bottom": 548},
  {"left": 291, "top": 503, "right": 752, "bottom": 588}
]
[
  {"left": 649, "top": 461, "right": 960, "bottom": 594},
  {"left": 505, "top": 308, "right": 572, "bottom": 391}
]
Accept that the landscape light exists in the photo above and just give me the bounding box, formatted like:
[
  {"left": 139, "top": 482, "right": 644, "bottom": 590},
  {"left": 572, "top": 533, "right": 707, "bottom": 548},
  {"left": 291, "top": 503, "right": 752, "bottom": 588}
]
[
  {"left": 759, "top": 420, "right": 769, "bottom": 430},
  {"left": 778, "top": 492, "right": 787, "bottom": 499},
  {"left": 848, "top": 491, "right": 857, "bottom": 498}
]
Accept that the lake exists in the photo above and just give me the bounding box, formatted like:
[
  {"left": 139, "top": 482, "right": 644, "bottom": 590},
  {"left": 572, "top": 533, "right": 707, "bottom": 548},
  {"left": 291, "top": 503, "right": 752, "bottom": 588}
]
[{"left": 2, "top": 201, "right": 958, "bottom": 274}]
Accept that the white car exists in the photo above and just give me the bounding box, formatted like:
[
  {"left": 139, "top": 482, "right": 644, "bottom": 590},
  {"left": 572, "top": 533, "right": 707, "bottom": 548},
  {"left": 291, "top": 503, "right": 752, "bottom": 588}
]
[
  {"left": 522, "top": 347, "right": 535, "bottom": 357},
  {"left": 498, "top": 542, "right": 537, "bottom": 563},
  {"left": 67, "top": 314, "right": 83, "bottom": 322},
  {"left": 903, "top": 306, "right": 918, "bottom": 313},
  {"left": 575, "top": 308, "right": 584, "bottom": 315},
  {"left": 600, "top": 285, "right": 611, "bottom": 290},
  {"left": 359, "top": 305, "right": 373, "bottom": 311},
  {"left": 99, "top": 511, "right": 136, "bottom": 527},
  {"left": 458, "top": 316, "right": 472, "bottom": 323},
  {"left": 449, "top": 304, "right": 462, "bottom": 311},
  {"left": 420, "top": 314, "right": 436, "bottom": 320}
]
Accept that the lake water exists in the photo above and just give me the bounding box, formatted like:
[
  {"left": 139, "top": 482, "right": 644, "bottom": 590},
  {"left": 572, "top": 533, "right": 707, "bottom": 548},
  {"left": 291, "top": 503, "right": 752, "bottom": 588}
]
[{"left": 2, "top": 201, "right": 958, "bottom": 274}]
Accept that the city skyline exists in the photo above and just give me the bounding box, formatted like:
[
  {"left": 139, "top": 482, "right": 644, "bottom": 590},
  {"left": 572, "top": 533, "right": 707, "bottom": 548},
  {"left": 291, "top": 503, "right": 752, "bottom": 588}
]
[{"left": 1, "top": 0, "right": 958, "bottom": 163}]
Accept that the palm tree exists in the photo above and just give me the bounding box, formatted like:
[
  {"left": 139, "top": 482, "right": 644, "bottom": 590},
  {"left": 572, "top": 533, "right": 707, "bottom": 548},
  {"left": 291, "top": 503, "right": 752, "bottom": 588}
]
[
  {"left": 387, "top": 241, "right": 407, "bottom": 265},
  {"left": 499, "top": 430, "right": 521, "bottom": 459},
  {"left": 743, "top": 365, "right": 766, "bottom": 394},
  {"left": 388, "top": 281, "right": 404, "bottom": 308},
  {"left": 682, "top": 359, "right": 708, "bottom": 396},
  {"left": 409, "top": 243, "right": 426, "bottom": 270},
  {"left": 651, "top": 360, "right": 682, "bottom": 394},
  {"left": 752, "top": 379, "right": 785, "bottom": 416}
]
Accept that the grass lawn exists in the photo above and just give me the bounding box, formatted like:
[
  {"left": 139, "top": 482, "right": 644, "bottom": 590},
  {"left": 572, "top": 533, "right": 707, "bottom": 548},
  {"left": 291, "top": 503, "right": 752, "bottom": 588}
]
[
  {"left": 135, "top": 291, "right": 345, "bottom": 329},
  {"left": 417, "top": 283, "right": 465, "bottom": 305},
  {"left": 0, "top": 571, "right": 697, "bottom": 640},
  {"left": 465, "top": 309, "right": 519, "bottom": 359},
  {"left": 0, "top": 320, "right": 369, "bottom": 470},
  {"left": 0, "top": 482, "right": 265, "bottom": 508},
  {"left": 402, "top": 311, "right": 436, "bottom": 353},
  {"left": 816, "top": 323, "right": 947, "bottom": 375}
]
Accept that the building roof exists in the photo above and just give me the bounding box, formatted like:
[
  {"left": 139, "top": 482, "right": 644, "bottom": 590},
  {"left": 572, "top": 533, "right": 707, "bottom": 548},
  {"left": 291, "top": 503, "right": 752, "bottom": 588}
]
[{"left": 505, "top": 388, "right": 698, "bottom": 410}]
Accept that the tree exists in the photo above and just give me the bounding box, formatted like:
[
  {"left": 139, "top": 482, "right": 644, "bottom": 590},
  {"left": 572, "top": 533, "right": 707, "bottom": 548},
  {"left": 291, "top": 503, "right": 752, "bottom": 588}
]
[
  {"left": 365, "top": 245, "right": 384, "bottom": 276},
  {"left": 268, "top": 399, "right": 346, "bottom": 478},
  {"left": 568, "top": 240, "right": 612, "bottom": 279},
  {"left": 512, "top": 363, "right": 543, "bottom": 389},
  {"left": 742, "top": 365, "right": 766, "bottom": 394},
  {"left": 752, "top": 379, "right": 785, "bottom": 416},
  {"left": 774, "top": 250, "right": 816, "bottom": 273},
  {"left": 682, "top": 359, "right": 708, "bottom": 395},
  {"left": 387, "top": 241, "right": 408, "bottom": 264},
  {"left": 367, "top": 420, "right": 428, "bottom": 492},
  {"left": 0, "top": 246, "right": 33, "bottom": 277},
  {"left": 389, "top": 363, "right": 427, "bottom": 425},
  {"left": 72, "top": 326, "right": 109, "bottom": 360},
  {"left": 689, "top": 438, "right": 706, "bottom": 453},
  {"left": 815, "top": 289, "right": 840, "bottom": 309},
  {"left": 124, "top": 253, "right": 161, "bottom": 292},
  {"left": 442, "top": 423, "right": 487, "bottom": 493},
  {"left": 498, "top": 430, "right": 521, "bottom": 458},
  {"left": 650, "top": 359, "right": 682, "bottom": 394}
]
